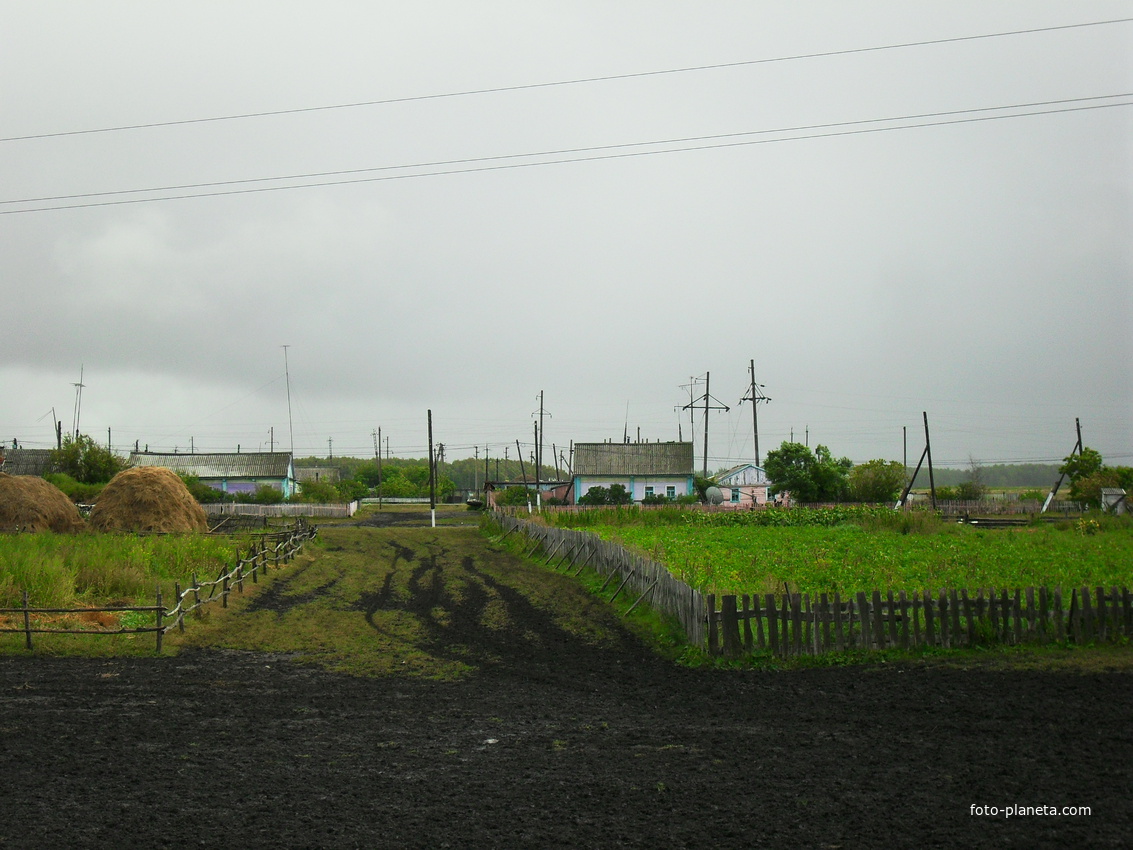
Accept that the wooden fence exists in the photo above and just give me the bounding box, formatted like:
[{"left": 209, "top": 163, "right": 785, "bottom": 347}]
[
  {"left": 0, "top": 521, "right": 317, "bottom": 652},
  {"left": 489, "top": 511, "right": 707, "bottom": 646},
  {"left": 706, "top": 586, "right": 1133, "bottom": 658},
  {"left": 491, "top": 512, "right": 1131, "bottom": 658},
  {"left": 206, "top": 502, "right": 358, "bottom": 518}
]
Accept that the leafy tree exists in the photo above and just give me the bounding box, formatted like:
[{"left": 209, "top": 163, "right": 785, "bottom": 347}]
[
  {"left": 578, "top": 483, "right": 633, "bottom": 506},
  {"left": 848, "top": 459, "right": 906, "bottom": 503},
  {"left": 765, "top": 442, "right": 851, "bottom": 503},
  {"left": 336, "top": 478, "right": 368, "bottom": 503},
  {"left": 50, "top": 434, "right": 124, "bottom": 484},
  {"left": 496, "top": 486, "right": 534, "bottom": 507},
  {"left": 956, "top": 457, "right": 987, "bottom": 501},
  {"left": 1059, "top": 447, "right": 1104, "bottom": 491}
]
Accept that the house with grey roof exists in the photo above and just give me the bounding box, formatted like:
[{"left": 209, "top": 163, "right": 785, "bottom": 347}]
[
  {"left": 128, "top": 451, "right": 297, "bottom": 498},
  {"left": 571, "top": 441, "right": 695, "bottom": 504},
  {"left": 0, "top": 448, "right": 56, "bottom": 477},
  {"left": 715, "top": 462, "right": 771, "bottom": 508}
]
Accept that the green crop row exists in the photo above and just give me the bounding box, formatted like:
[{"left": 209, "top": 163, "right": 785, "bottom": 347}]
[{"left": 571, "top": 521, "right": 1133, "bottom": 596}]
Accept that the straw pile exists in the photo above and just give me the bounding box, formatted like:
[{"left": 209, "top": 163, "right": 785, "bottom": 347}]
[
  {"left": 89, "top": 466, "right": 208, "bottom": 533},
  {"left": 0, "top": 473, "right": 86, "bottom": 533}
]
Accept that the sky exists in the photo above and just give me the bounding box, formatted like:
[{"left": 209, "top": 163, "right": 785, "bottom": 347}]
[{"left": 2, "top": 1, "right": 1130, "bottom": 473}]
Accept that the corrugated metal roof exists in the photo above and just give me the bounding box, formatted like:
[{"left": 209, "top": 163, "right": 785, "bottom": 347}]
[
  {"left": 129, "top": 452, "right": 294, "bottom": 479},
  {"left": 295, "top": 466, "right": 340, "bottom": 483},
  {"left": 0, "top": 449, "right": 56, "bottom": 476},
  {"left": 573, "top": 442, "right": 694, "bottom": 476}
]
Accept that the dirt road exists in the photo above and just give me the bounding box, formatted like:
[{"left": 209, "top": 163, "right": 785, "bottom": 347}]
[{"left": 1, "top": 525, "right": 1129, "bottom": 848}]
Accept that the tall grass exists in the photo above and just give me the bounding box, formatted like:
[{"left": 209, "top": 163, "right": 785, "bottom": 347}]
[{"left": 0, "top": 534, "right": 239, "bottom": 608}]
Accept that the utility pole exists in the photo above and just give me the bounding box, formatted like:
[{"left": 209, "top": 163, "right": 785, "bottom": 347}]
[
  {"left": 282, "top": 345, "right": 295, "bottom": 459},
  {"left": 533, "top": 422, "right": 541, "bottom": 508},
  {"left": 739, "top": 359, "right": 771, "bottom": 467},
  {"left": 1042, "top": 418, "right": 1084, "bottom": 513},
  {"left": 270, "top": 426, "right": 274, "bottom": 453},
  {"left": 328, "top": 437, "right": 333, "bottom": 460},
  {"left": 427, "top": 410, "right": 435, "bottom": 528},
  {"left": 683, "top": 370, "right": 729, "bottom": 477},
  {"left": 895, "top": 412, "right": 937, "bottom": 510},
  {"left": 372, "top": 428, "right": 383, "bottom": 511},
  {"left": 516, "top": 439, "right": 531, "bottom": 512},
  {"left": 71, "top": 365, "right": 85, "bottom": 439}
]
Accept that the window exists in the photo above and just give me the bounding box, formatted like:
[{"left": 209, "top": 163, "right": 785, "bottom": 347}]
[
  {"left": 666, "top": 485, "right": 676, "bottom": 499},
  {"left": 731, "top": 488, "right": 740, "bottom": 503},
  {"left": 644, "top": 486, "right": 654, "bottom": 498}
]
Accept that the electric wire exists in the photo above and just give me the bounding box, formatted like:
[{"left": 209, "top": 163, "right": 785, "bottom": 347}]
[
  {"left": 3, "top": 17, "right": 1128, "bottom": 143},
  {"left": 3, "top": 96, "right": 1130, "bottom": 215},
  {"left": 3, "top": 92, "right": 1127, "bottom": 208}
]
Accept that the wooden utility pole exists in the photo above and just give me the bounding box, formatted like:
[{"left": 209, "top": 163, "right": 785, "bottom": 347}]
[
  {"left": 1042, "top": 418, "right": 1083, "bottom": 513},
  {"left": 428, "top": 410, "right": 435, "bottom": 528},
  {"left": 516, "top": 439, "right": 531, "bottom": 512}
]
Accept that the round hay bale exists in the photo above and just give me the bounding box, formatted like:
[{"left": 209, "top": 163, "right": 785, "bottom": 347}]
[
  {"left": 0, "top": 473, "right": 86, "bottom": 533},
  {"left": 89, "top": 467, "right": 208, "bottom": 533}
]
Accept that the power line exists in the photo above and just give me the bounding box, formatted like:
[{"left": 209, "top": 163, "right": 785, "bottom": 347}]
[
  {"left": 3, "top": 95, "right": 1129, "bottom": 216},
  {"left": 4, "top": 93, "right": 1125, "bottom": 208},
  {"left": 3, "top": 17, "right": 1129, "bottom": 144}
]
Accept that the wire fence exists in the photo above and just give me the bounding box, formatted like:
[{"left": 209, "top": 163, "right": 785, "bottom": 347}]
[{"left": 0, "top": 521, "right": 317, "bottom": 652}]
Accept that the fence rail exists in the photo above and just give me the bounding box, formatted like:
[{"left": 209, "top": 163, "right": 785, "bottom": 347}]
[
  {"left": 205, "top": 502, "right": 357, "bottom": 518},
  {"left": 491, "top": 511, "right": 1130, "bottom": 659},
  {"left": 0, "top": 521, "right": 317, "bottom": 652}
]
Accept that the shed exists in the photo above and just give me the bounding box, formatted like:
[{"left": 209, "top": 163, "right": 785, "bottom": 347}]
[{"left": 715, "top": 463, "right": 771, "bottom": 508}]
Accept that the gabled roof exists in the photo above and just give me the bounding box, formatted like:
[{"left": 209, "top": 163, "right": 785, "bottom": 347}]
[
  {"left": 573, "top": 442, "right": 694, "bottom": 476},
  {"left": 716, "top": 463, "right": 768, "bottom": 485},
  {"left": 129, "top": 451, "right": 294, "bottom": 479},
  {"left": 0, "top": 448, "right": 56, "bottom": 476}
]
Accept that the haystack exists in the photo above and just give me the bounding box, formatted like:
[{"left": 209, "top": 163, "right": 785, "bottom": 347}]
[
  {"left": 0, "top": 473, "right": 86, "bottom": 533},
  {"left": 89, "top": 466, "right": 208, "bottom": 533}
]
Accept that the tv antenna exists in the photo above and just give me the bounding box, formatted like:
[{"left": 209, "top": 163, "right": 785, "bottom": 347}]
[{"left": 281, "top": 345, "right": 295, "bottom": 457}]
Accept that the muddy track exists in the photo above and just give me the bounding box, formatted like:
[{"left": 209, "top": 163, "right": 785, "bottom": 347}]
[{"left": 0, "top": 526, "right": 1130, "bottom": 848}]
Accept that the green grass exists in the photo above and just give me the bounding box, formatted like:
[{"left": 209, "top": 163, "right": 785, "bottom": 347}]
[
  {"left": 0, "top": 532, "right": 240, "bottom": 608},
  {"left": 552, "top": 512, "right": 1133, "bottom": 596}
]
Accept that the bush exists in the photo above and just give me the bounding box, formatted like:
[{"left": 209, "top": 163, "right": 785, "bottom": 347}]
[
  {"left": 50, "top": 434, "right": 125, "bottom": 484},
  {"left": 496, "top": 486, "right": 534, "bottom": 507},
  {"left": 44, "top": 472, "right": 104, "bottom": 503}
]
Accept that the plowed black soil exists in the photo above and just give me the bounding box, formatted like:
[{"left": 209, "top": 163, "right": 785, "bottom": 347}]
[{"left": 1, "top": 526, "right": 1130, "bottom": 848}]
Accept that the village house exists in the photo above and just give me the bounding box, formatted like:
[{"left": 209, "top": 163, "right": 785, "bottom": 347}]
[
  {"left": 128, "top": 451, "right": 298, "bottom": 498},
  {"left": 715, "top": 462, "right": 771, "bottom": 508},
  {"left": 571, "top": 441, "right": 695, "bottom": 504}
]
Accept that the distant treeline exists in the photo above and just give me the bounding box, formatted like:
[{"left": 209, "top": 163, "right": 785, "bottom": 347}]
[
  {"left": 295, "top": 455, "right": 562, "bottom": 492},
  {"left": 906, "top": 463, "right": 1059, "bottom": 488},
  {"left": 298, "top": 456, "right": 1060, "bottom": 492}
]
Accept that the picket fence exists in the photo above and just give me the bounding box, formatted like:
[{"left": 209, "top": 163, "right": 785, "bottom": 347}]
[
  {"left": 0, "top": 521, "right": 317, "bottom": 652},
  {"left": 491, "top": 511, "right": 1131, "bottom": 658}
]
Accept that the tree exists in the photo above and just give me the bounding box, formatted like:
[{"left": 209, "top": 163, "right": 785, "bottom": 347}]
[
  {"left": 848, "top": 459, "right": 906, "bottom": 503},
  {"left": 765, "top": 442, "right": 851, "bottom": 503},
  {"left": 1059, "top": 447, "right": 1105, "bottom": 501},
  {"left": 956, "top": 456, "right": 987, "bottom": 501},
  {"left": 50, "top": 434, "right": 124, "bottom": 484}
]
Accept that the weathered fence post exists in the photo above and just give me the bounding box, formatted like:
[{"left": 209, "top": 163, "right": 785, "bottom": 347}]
[
  {"left": 175, "top": 582, "right": 185, "bottom": 633},
  {"left": 707, "top": 594, "right": 718, "bottom": 656},
  {"left": 721, "top": 595, "right": 741, "bottom": 658},
  {"left": 155, "top": 587, "right": 164, "bottom": 653},
  {"left": 22, "top": 590, "right": 32, "bottom": 651}
]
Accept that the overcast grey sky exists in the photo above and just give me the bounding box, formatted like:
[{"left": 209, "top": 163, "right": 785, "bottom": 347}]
[{"left": 2, "top": 2, "right": 1130, "bottom": 471}]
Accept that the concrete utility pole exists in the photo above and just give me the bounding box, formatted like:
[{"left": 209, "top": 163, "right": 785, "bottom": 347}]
[
  {"left": 739, "top": 358, "right": 771, "bottom": 467},
  {"left": 683, "top": 370, "right": 729, "bottom": 477},
  {"left": 282, "top": 345, "right": 295, "bottom": 459}
]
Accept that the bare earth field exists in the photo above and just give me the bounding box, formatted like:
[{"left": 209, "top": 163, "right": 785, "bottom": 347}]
[{"left": 0, "top": 518, "right": 1130, "bottom": 848}]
